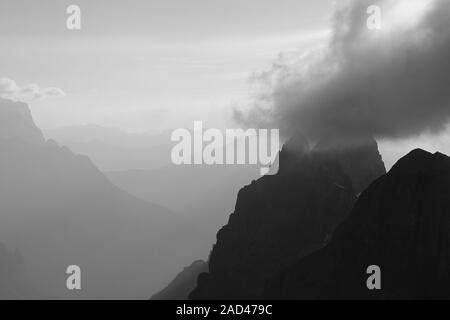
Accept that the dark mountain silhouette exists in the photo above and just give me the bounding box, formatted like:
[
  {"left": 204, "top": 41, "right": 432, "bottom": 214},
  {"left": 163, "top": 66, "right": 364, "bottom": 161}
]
[
  {"left": 151, "top": 260, "right": 208, "bottom": 300},
  {"left": 265, "top": 149, "right": 450, "bottom": 299},
  {"left": 189, "top": 134, "right": 385, "bottom": 299},
  {"left": 315, "top": 134, "right": 386, "bottom": 194},
  {"left": 0, "top": 98, "right": 194, "bottom": 299}
]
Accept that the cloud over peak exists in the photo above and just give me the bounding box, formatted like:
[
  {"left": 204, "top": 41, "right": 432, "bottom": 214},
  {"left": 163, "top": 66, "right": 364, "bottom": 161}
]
[{"left": 236, "top": 0, "right": 450, "bottom": 145}]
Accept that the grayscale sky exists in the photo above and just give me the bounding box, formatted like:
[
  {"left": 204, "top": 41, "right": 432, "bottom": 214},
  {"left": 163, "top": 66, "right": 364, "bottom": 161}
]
[{"left": 0, "top": 0, "right": 334, "bottom": 132}]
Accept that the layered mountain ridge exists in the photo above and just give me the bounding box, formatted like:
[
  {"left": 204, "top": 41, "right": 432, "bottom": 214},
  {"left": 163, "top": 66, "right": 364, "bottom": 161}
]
[
  {"left": 0, "top": 98, "right": 191, "bottom": 299},
  {"left": 265, "top": 149, "right": 450, "bottom": 299},
  {"left": 190, "top": 134, "right": 386, "bottom": 299}
]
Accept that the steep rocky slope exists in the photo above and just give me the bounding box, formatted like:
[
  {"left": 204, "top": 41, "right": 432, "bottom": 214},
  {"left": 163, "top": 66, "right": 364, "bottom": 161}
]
[
  {"left": 190, "top": 135, "right": 385, "bottom": 299},
  {"left": 265, "top": 149, "right": 450, "bottom": 299},
  {"left": 152, "top": 260, "right": 208, "bottom": 300}
]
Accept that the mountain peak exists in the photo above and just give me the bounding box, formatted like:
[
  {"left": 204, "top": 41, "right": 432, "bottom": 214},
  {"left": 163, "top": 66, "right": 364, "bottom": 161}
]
[
  {"left": 0, "top": 98, "right": 44, "bottom": 145},
  {"left": 265, "top": 149, "right": 450, "bottom": 299},
  {"left": 279, "top": 132, "right": 386, "bottom": 194},
  {"left": 390, "top": 148, "right": 450, "bottom": 176}
]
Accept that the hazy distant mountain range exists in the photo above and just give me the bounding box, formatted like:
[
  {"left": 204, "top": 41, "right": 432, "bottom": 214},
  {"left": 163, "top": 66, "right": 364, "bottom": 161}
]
[
  {"left": 107, "top": 165, "right": 260, "bottom": 258},
  {"left": 44, "top": 125, "right": 172, "bottom": 172},
  {"left": 45, "top": 122, "right": 262, "bottom": 266},
  {"left": 0, "top": 97, "right": 200, "bottom": 299}
]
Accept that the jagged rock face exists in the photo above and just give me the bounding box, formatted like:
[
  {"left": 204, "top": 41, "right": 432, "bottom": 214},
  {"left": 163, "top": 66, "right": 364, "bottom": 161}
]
[
  {"left": 265, "top": 149, "right": 450, "bottom": 299},
  {"left": 315, "top": 134, "right": 386, "bottom": 194},
  {"left": 151, "top": 260, "right": 208, "bottom": 300},
  {"left": 189, "top": 134, "right": 387, "bottom": 299}
]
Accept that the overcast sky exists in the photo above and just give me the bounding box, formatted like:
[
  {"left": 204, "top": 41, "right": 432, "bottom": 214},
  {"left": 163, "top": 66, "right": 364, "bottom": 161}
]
[{"left": 0, "top": 0, "right": 334, "bottom": 132}]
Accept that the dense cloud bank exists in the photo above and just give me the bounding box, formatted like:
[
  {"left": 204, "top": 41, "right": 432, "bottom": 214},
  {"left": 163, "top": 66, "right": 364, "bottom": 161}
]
[{"left": 236, "top": 0, "right": 450, "bottom": 145}]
